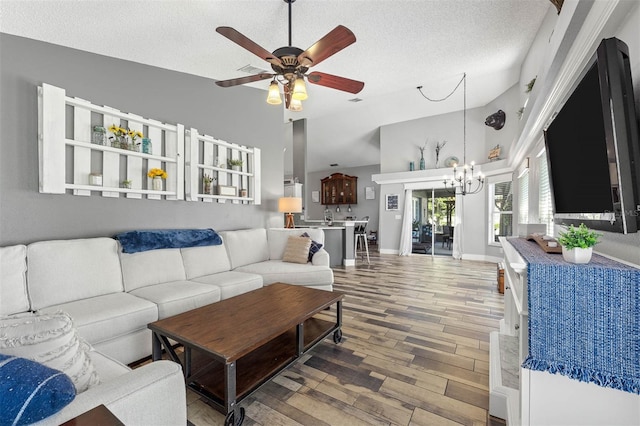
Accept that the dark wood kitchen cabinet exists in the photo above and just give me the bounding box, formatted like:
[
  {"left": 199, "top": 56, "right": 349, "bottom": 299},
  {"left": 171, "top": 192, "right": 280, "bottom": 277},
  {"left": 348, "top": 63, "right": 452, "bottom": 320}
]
[{"left": 321, "top": 173, "right": 357, "bottom": 205}]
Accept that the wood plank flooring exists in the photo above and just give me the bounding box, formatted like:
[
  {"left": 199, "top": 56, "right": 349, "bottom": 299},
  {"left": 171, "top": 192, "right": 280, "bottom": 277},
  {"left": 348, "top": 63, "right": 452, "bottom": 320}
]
[{"left": 180, "top": 253, "right": 506, "bottom": 425}]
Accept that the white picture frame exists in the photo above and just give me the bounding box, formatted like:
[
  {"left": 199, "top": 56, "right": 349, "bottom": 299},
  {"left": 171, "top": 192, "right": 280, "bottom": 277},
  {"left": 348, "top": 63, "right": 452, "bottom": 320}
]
[
  {"left": 311, "top": 190, "right": 320, "bottom": 203},
  {"left": 365, "top": 187, "right": 375, "bottom": 200},
  {"left": 386, "top": 194, "right": 399, "bottom": 211}
]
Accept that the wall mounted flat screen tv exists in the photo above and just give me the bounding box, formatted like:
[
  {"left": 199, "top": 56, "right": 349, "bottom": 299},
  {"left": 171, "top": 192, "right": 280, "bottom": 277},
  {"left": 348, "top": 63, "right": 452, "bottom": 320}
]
[{"left": 544, "top": 37, "right": 640, "bottom": 234}]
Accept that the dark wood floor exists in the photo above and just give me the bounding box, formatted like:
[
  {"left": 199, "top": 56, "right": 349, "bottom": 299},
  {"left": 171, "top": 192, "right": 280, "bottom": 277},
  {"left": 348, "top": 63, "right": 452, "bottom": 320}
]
[{"left": 185, "top": 252, "right": 506, "bottom": 425}]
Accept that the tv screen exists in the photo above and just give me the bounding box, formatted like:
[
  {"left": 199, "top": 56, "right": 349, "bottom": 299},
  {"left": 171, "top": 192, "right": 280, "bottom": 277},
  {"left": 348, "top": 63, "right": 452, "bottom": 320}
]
[{"left": 544, "top": 37, "right": 640, "bottom": 234}]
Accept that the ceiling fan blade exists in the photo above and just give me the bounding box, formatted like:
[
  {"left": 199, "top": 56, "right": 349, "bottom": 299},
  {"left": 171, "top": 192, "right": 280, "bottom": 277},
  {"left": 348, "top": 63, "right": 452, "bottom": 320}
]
[
  {"left": 216, "top": 26, "right": 282, "bottom": 67},
  {"left": 215, "top": 73, "right": 273, "bottom": 88},
  {"left": 298, "top": 25, "right": 356, "bottom": 68},
  {"left": 307, "top": 72, "right": 364, "bottom": 94}
]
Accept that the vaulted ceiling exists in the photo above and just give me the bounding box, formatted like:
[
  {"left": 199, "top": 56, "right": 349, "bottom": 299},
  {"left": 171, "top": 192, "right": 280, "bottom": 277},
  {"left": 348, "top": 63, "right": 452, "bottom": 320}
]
[{"left": 0, "top": 0, "right": 551, "bottom": 172}]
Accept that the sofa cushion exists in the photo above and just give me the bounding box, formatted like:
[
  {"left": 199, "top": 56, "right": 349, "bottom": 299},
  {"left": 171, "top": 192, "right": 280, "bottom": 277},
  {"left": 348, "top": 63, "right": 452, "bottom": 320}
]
[
  {"left": 191, "top": 271, "right": 263, "bottom": 300},
  {"left": 282, "top": 236, "right": 312, "bottom": 264},
  {"left": 220, "top": 229, "right": 269, "bottom": 269},
  {"left": 128, "top": 281, "right": 221, "bottom": 319},
  {"left": 27, "top": 238, "right": 123, "bottom": 311},
  {"left": 0, "top": 311, "right": 100, "bottom": 393},
  {"left": 267, "top": 228, "right": 325, "bottom": 260},
  {"left": 88, "top": 350, "right": 131, "bottom": 382},
  {"left": 235, "top": 260, "right": 334, "bottom": 287},
  {"left": 0, "top": 354, "right": 75, "bottom": 426},
  {"left": 0, "top": 245, "right": 29, "bottom": 315},
  {"left": 120, "top": 248, "right": 186, "bottom": 292},
  {"left": 181, "top": 244, "right": 231, "bottom": 279},
  {"left": 37, "top": 293, "right": 158, "bottom": 349}
]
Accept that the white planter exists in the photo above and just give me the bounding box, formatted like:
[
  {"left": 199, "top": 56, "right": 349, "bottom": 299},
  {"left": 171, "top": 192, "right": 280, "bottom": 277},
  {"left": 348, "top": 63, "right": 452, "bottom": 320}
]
[
  {"left": 562, "top": 246, "right": 593, "bottom": 264},
  {"left": 152, "top": 177, "right": 163, "bottom": 191}
]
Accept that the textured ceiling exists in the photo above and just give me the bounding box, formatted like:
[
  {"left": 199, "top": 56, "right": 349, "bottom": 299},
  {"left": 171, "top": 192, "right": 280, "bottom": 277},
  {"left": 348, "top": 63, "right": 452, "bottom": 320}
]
[{"left": 0, "top": 0, "right": 551, "bottom": 172}]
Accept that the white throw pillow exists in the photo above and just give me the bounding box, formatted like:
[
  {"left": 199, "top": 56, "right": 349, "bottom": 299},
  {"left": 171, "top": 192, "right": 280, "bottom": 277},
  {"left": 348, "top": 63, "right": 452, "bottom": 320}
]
[
  {"left": 282, "top": 236, "right": 312, "bottom": 264},
  {"left": 0, "top": 311, "right": 100, "bottom": 393}
]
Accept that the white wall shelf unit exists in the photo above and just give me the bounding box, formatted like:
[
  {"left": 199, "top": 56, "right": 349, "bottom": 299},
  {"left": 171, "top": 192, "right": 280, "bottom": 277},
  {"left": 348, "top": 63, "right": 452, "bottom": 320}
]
[
  {"left": 38, "top": 83, "right": 184, "bottom": 200},
  {"left": 185, "top": 128, "right": 261, "bottom": 205}
]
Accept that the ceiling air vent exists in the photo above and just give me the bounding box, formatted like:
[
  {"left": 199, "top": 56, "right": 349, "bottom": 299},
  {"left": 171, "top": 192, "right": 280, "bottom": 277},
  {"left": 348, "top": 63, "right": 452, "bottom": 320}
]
[{"left": 237, "top": 64, "right": 270, "bottom": 74}]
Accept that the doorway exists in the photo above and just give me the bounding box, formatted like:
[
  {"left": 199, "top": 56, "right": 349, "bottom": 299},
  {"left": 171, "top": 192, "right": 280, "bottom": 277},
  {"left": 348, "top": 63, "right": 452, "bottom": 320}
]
[{"left": 412, "top": 189, "right": 455, "bottom": 256}]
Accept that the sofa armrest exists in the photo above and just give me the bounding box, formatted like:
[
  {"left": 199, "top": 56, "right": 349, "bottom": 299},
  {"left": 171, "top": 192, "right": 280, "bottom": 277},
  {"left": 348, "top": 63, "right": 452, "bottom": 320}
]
[
  {"left": 311, "top": 248, "right": 330, "bottom": 267},
  {"left": 34, "top": 361, "right": 186, "bottom": 426}
]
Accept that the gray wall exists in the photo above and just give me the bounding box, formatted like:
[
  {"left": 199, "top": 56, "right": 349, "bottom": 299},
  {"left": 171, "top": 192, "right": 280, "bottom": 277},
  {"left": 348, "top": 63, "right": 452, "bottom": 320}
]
[
  {"left": 0, "top": 34, "right": 287, "bottom": 245},
  {"left": 306, "top": 165, "right": 381, "bottom": 233},
  {"left": 515, "top": 1, "right": 640, "bottom": 266},
  {"left": 376, "top": 85, "right": 519, "bottom": 259}
]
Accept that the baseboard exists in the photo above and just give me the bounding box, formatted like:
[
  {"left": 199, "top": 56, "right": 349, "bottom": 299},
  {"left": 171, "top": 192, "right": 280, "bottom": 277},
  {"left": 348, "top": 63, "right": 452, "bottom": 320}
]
[{"left": 379, "top": 248, "right": 399, "bottom": 255}]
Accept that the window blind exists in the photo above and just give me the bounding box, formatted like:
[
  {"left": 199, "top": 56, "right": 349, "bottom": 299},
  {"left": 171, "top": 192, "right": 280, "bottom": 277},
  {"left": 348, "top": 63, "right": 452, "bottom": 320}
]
[
  {"left": 519, "top": 171, "right": 529, "bottom": 224},
  {"left": 538, "top": 153, "right": 553, "bottom": 234}
]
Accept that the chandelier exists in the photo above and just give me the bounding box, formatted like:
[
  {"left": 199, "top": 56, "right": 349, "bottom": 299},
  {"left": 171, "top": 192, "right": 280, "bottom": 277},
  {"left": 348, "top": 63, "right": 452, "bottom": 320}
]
[{"left": 439, "top": 73, "right": 485, "bottom": 195}]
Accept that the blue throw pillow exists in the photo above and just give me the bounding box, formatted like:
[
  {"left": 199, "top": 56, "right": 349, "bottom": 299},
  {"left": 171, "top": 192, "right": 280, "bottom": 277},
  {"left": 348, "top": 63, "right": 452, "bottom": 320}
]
[
  {"left": 0, "top": 354, "right": 75, "bottom": 426},
  {"left": 301, "top": 232, "right": 323, "bottom": 262}
]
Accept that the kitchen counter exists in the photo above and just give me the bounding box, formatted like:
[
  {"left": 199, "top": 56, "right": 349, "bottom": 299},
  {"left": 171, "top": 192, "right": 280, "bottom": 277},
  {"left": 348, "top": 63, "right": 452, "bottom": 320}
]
[{"left": 301, "top": 220, "right": 362, "bottom": 266}]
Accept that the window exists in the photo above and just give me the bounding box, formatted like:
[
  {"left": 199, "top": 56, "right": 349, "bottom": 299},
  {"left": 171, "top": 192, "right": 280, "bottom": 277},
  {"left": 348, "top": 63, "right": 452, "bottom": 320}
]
[
  {"left": 518, "top": 171, "right": 529, "bottom": 224},
  {"left": 538, "top": 151, "right": 553, "bottom": 234},
  {"left": 489, "top": 181, "right": 513, "bottom": 244}
]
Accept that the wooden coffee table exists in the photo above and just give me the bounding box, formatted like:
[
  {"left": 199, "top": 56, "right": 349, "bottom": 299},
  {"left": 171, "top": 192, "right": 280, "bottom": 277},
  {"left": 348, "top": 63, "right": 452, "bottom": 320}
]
[{"left": 148, "top": 283, "right": 344, "bottom": 426}]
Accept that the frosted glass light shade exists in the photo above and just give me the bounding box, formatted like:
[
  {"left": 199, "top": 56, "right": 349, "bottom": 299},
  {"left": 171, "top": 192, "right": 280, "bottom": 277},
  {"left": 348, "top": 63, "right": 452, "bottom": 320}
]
[
  {"left": 292, "top": 77, "right": 308, "bottom": 100},
  {"left": 266, "top": 81, "right": 282, "bottom": 105},
  {"left": 288, "top": 98, "right": 303, "bottom": 112}
]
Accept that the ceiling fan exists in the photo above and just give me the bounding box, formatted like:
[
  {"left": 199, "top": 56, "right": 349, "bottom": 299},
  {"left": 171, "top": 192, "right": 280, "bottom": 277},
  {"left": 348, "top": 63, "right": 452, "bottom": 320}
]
[{"left": 215, "top": 0, "right": 364, "bottom": 111}]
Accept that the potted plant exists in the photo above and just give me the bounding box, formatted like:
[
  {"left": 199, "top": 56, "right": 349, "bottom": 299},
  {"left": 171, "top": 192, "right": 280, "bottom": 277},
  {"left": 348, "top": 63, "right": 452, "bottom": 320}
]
[
  {"left": 228, "top": 158, "right": 244, "bottom": 171},
  {"left": 557, "top": 223, "right": 600, "bottom": 264},
  {"left": 203, "top": 173, "right": 215, "bottom": 195}
]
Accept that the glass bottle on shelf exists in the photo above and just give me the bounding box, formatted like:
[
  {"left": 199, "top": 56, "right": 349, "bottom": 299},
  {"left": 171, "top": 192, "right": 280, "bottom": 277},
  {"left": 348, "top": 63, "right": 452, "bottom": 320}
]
[
  {"left": 142, "top": 138, "right": 152, "bottom": 154},
  {"left": 92, "top": 126, "right": 107, "bottom": 145}
]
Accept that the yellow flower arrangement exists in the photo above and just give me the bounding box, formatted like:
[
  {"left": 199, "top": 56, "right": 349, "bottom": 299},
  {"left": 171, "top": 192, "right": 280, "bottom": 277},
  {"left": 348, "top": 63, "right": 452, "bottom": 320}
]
[
  {"left": 147, "top": 168, "right": 168, "bottom": 179},
  {"left": 108, "top": 124, "right": 128, "bottom": 138},
  {"left": 128, "top": 129, "right": 143, "bottom": 142},
  {"left": 108, "top": 124, "right": 143, "bottom": 143}
]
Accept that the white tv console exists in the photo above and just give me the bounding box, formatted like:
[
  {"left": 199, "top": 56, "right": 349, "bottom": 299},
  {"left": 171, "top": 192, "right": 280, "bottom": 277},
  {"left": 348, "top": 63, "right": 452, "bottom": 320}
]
[{"left": 490, "top": 237, "right": 640, "bottom": 425}]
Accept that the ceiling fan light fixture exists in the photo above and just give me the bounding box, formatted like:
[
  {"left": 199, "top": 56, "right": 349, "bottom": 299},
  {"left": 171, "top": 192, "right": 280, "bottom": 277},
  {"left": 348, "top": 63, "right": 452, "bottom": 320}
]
[
  {"left": 288, "top": 98, "right": 303, "bottom": 112},
  {"left": 292, "top": 76, "right": 308, "bottom": 101},
  {"left": 266, "top": 80, "right": 282, "bottom": 105}
]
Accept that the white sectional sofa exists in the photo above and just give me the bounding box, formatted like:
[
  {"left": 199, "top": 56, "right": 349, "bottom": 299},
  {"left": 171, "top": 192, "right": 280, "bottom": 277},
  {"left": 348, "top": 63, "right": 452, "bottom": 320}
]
[{"left": 0, "top": 227, "right": 332, "bottom": 425}]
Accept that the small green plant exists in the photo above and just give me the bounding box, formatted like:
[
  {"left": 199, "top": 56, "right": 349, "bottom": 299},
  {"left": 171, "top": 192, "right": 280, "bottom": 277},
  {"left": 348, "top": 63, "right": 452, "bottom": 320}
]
[
  {"left": 203, "top": 174, "right": 214, "bottom": 183},
  {"left": 557, "top": 224, "right": 600, "bottom": 249},
  {"left": 228, "top": 158, "right": 244, "bottom": 167},
  {"left": 525, "top": 77, "right": 536, "bottom": 93}
]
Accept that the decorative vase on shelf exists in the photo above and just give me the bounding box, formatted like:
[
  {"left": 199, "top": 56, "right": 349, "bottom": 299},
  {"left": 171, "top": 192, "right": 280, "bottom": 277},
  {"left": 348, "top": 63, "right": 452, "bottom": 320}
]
[
  {"left": 152, "top": 176, "right": 163, "bottom": 191},
  {"left": 409, "top": 162, "right": 415, "bottom": 171},
  {"left": 419, "top": 157, "right": 425, "bottom": 170},
  {"left": 142, "top": 138, "right": 152, "bottom": 154},
  {"left": 562, "top": 246, "right": 592, "bottom": 264},
  {"left": 203, "top": 180, "right": 212, "bottom": 195}
]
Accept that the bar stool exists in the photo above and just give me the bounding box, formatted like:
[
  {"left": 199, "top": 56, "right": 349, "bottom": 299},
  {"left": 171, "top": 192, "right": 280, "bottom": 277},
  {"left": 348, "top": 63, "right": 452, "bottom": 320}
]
[{"left": 354, "top": 216, "right": 370, "bottom": 264}]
